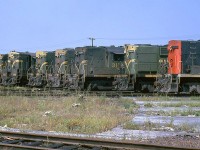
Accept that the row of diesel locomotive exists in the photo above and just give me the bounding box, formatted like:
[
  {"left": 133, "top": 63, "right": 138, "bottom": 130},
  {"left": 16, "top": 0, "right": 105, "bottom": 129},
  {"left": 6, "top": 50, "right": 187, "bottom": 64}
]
[
  {"left": 156, "top": 40, "right": 200, "bottom": 94},
  {"left": 0, "top": 44, "right": 168, "bottom": 92}
]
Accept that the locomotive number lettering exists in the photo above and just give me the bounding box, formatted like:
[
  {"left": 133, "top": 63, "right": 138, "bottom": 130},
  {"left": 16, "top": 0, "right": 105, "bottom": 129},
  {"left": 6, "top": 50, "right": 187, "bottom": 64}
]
[
  {"left": 159, "top": 59, "right": 168, "bottom": 63},
  {"left": 112, "top": 62, "right": 121, "bottom": 68}
]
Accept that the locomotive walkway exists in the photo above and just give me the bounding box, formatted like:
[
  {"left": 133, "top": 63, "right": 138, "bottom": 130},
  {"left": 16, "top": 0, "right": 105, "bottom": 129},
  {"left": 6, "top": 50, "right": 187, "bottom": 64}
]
[{"left": 0, "top": 131, "right": 198, "bottom": 150}]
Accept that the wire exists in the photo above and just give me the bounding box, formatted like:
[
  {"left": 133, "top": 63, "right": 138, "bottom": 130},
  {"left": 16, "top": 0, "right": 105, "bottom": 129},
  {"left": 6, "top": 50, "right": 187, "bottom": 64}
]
[
  {"left": 95, "top": 34, "right": 200, "bottom": 41},
  {"left": 1, "top": 34, "right": 200, "bottom": 52}
]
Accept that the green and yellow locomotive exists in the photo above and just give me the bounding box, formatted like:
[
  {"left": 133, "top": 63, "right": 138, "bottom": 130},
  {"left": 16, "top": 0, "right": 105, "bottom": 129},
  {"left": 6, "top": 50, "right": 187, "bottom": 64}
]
[
  {"left": 73, "top": 46, "right": 125, "bottom": 90},
  {"left": 1, "top": 51, "right": 35, "bottom": 86},
  {"left": 46, "top": 48, "right": 75, "bottom": 88},
  {"left": 27, "top": 51, "right": 55, "bottom": 87},
  {"left": 114, "top": 44, "right": 168, "bottom": 92}
]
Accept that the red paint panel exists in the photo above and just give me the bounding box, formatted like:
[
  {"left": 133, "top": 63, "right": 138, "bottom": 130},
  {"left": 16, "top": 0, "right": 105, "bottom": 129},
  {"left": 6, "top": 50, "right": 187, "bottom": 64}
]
[{"left": 167, "top": 40, "right": 182, "bottom": 74}]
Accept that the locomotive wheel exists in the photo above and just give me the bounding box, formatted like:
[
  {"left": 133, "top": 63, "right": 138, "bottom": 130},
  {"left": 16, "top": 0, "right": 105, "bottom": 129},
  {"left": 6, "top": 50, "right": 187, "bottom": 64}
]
[{"left": 115, "top": 78, "right": 128, "bottom": 91}]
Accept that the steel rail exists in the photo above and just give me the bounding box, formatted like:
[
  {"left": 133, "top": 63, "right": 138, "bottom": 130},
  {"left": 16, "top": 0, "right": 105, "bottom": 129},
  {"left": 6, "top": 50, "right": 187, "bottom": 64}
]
[
  {"left": 0, "top": 131, "right": 199, "bottom": 150},
  {"left": 0, "top": 88, "right": 191, "bottom": 97}
]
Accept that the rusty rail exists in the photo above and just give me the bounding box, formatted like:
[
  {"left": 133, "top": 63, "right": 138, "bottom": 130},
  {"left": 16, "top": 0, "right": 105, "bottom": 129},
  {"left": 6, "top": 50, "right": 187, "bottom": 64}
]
[{"left": 0, "top": 131, "right": 198, "bottom": 150}]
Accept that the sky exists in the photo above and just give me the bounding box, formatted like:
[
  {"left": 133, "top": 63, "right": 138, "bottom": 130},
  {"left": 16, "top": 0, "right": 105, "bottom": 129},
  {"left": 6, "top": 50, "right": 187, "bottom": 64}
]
[{"left": 0, "top": 0, "right": 200, "bottom": 53}]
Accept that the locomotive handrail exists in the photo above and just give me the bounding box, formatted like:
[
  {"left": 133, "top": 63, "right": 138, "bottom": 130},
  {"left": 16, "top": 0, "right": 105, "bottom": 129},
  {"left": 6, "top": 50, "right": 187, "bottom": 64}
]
[
  {"left": 40, "top": 62, "right": 48, "bottom": 71},
  {"left": 58, "top": 61, "right": 68, "bottom": 74},
  {"left": 27, "top": 65, "right": 36, "bottom": 80},
  {"left": 11, "top": 59, "right": 23, "bottom": 69},
  {"left": 16, "top": 62, "right": 23, "bottom": 83},
  {"left": 75, "top": 63, "right": 79, "bottom": 79}
]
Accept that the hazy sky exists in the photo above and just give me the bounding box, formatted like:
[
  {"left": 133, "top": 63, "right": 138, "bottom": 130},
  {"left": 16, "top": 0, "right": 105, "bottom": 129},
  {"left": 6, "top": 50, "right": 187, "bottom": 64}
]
[{"left": 0, "top": 0, "right": 200, "bottom": 53}]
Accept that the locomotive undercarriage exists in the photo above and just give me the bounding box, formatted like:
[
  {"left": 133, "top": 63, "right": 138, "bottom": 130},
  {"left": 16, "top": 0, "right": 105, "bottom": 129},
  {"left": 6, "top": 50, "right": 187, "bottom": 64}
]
[
  {"left": 156, "top": 74, "right": 200, "bottom": 94},
  {"left": 46, "top": 73, "right": 82, "bottom": 90},
  {"left": 113, "top": 76, "right": 134, "bottom": 91},
  {"left": 136, "top": 77, "right": 156, "bottom": 92},
  {"left": 57, "top": 74, "right": 80, "bottom": 90},
  {"left": 113, "top": 75, "right": 155, "bottom": 92},
  {"left": 63, "top": 74, "right": 80, "bottom": 89},
  {"left": 1, "top": 71, "right": 26, "bottom": 86},
  {"left": 46, "top": 74, "right": 61, "bottom": 88},
  {"left": 85, "top": 77, "right": 114, "bottom": 90},
  {"left": 27, "top": 74, "right": 47, "bottom": 87}
]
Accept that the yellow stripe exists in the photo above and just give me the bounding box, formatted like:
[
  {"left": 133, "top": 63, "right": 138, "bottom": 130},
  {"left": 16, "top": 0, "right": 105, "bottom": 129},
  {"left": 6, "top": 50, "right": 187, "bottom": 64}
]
[
  {"left": 12, "top": 60, "right": 23, "bottom": 68},
  {"left": 144, "top": 74, "right": 158, "bottom": 77},
  {"left": 40, "top": 62, "right": 48, "bottom": 70},
  {"left": 58, "top": 61, "right": 68, "bottom": 73},
  {"left": 80, "top": 60, "right": 87, "bottom": 64},
  {"left": 94, "top": 75, "right": 128, "bottom": 77}
]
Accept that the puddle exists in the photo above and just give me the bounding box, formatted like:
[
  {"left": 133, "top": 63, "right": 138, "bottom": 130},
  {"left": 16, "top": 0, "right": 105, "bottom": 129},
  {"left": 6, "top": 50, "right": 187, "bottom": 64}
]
[
  {"left": 119, "top": 98, "right": 200, "bottom": 139},
  {"left": 97, "top": 98, "right": 200, "bottom": 140}
]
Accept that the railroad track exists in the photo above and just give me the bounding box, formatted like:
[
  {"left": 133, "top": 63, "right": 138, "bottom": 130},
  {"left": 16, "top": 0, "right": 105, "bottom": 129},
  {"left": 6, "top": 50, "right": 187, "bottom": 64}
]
[
  {"left": 0, "top": 88, "right": 155, "bottom": 97},
  {"left": 0, "top": 87, "right": 191, "bottom": 97},
  {"left": 0, "top": 131, "right": 198, "bottom": 150}
]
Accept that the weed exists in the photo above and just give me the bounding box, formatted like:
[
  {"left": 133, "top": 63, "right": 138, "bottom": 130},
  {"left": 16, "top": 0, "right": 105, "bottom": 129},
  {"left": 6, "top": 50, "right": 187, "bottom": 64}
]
[
  {"left": 154, "top": 109, "right": 200, "bottom": 117},
  {"left": 144, "top": 103, "right": 153, "bottom": 107},
  {"left": 0, "top": 96, "right": 135, "bottom": 134},
  {"left": 159, "top": 102, "right": 200, "bottom": 107}
]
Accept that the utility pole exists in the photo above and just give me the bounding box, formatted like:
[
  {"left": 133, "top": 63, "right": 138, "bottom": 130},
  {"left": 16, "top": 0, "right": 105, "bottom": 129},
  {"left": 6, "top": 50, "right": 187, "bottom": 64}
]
[{"left": 89, "top": 38, "right": 95, "bottom": 47}]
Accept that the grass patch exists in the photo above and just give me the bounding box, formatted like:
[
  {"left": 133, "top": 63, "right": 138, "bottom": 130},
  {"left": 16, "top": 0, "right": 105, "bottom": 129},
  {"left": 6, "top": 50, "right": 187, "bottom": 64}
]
[
  {"left": 137, "top": 95, "right": 171, "bottom": 101},
  {"left": 0, "top": 96, "right": 137, "bottom": 134},
  {"left": 138, "top": 95, "right": 200, "bottom": 101},
  {"left": 150, "top": 109, "right": 200, "bottom": 117},
  {"left": 190, "top": 96, "right": 200, "bottom": 100},
  {"left": 124, "top": 120, "right": 197, "bottom": 132},
  {"left": 124, "top": 121, "right": 157, "bottom": 130},
  {"left": 159, "top": 102, "right": 200, "bottom": 107},
  {"left": 144, "top": 103, "right": 154, "bottom": 107}
]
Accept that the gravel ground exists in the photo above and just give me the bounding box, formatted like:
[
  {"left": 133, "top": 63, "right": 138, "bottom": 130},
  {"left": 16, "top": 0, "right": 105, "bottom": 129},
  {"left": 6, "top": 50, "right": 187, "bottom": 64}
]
[
  {"left": 1, "top": 97, "right": 200, "bottom": 149},
  {"left": 1, "top": 126, "right": 200, "bottom": 149},
  {"left": 142, "top": 134, "right": 200, "bottom": 149}
]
